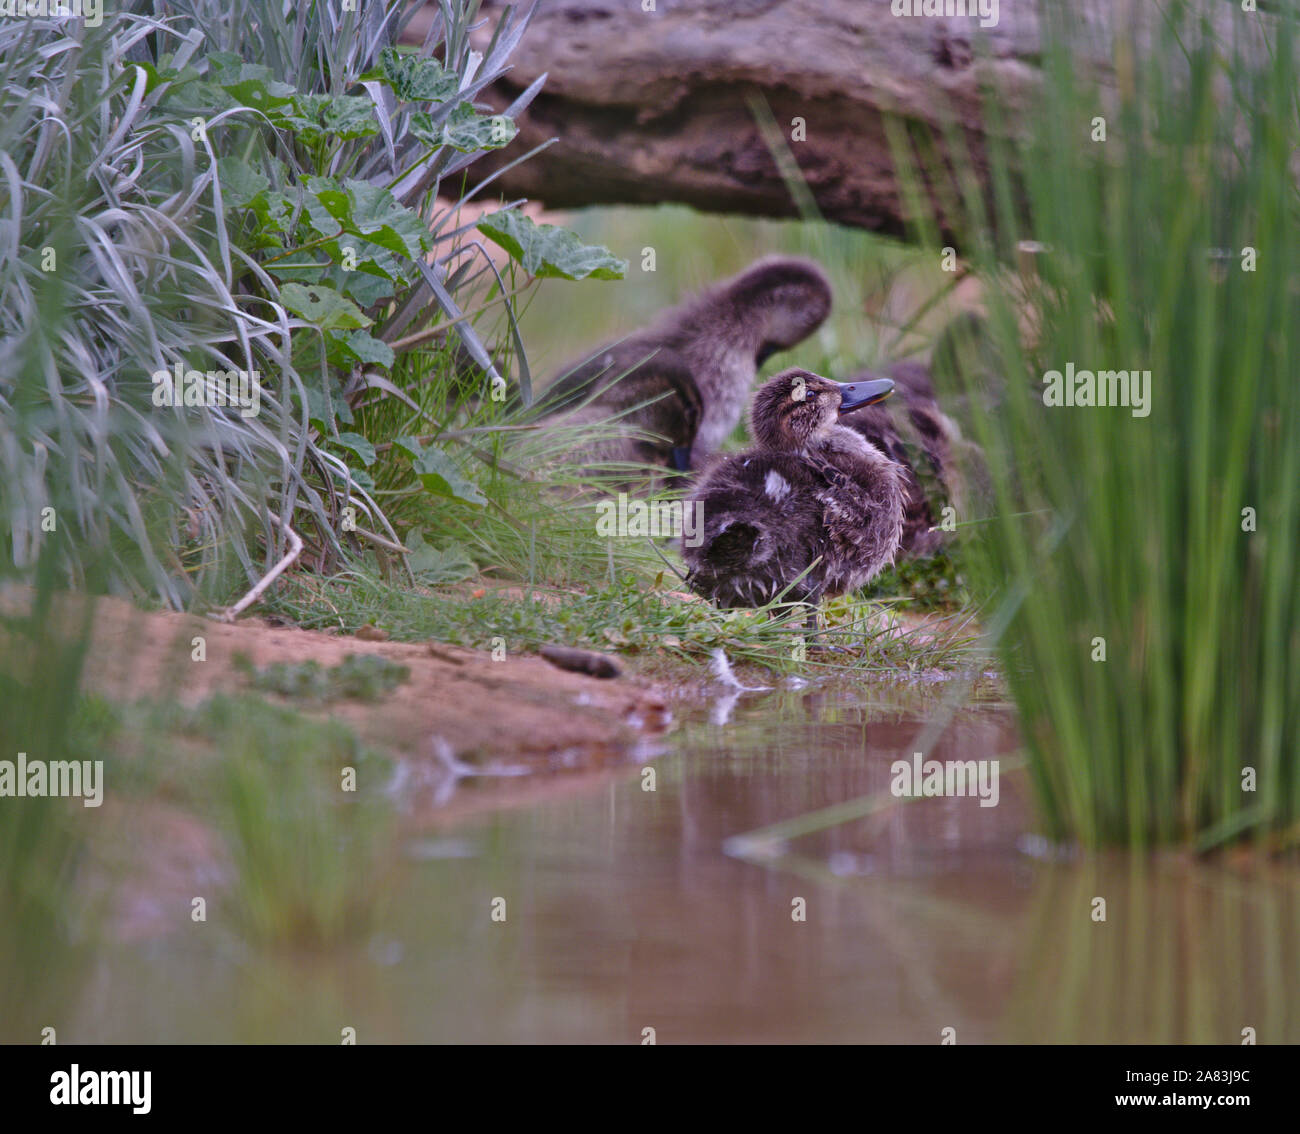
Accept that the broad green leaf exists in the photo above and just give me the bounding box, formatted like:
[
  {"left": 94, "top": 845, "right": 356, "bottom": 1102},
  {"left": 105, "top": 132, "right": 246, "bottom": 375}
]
[
  {"left": 334, "top": 267, "right": 396, "bottom": 308},
  {"left": 411, "top": 445, "right": 486, "bottom": 506},
  {"left": 280, "top": 282, "right": 371, "bottom": 331},
  {"left": 404, "top": 528, "right": 478, "bottom": 584},
  {"left": 247, "top": 189, "right": 296, "bottom": 233},
  {"left": 412, "top": 105, "right": 517, "bottom": 152},
  {"left": 298, "top": 93, "right": 378, "bottom": 139},
  {"left": 248, "top": 231, "right": 285, "bottom": 253},
  {"left": 344, "top": 180, "right": 430, "bottom": 259},
  {"left": 222, "top": 77, "right": 296, "bottom": 110},
  {"left": 302, "top": 177, "right": 429, "bottom": 260},
  {"left": 477, "top": 211, "right": 627, "bottom": 280},
  {"left": 302, "top": 176, "right": 349, "bottom": 233},
  {"left": 316, "top": 237, "right": 407, "bottom": 284},
  {"left": 217, "top": 157, "right": 269, "bottom": 210},
  {"left": 265, "top": 110, "right": 321, "bottom": 146},
  {"left": 334, "top": 432, "right": 376, "bottom": 466},
  {"left": 276, "top": 94, "right": 379, "bottom": 146},
  {"left": 297, "top": 373, "right": 353, "bottom": 431},
  {"left": 342, "top": 331, "right": 394, "bottom": 368},
  {"left": 372, "top": 48, "right": 459, "bottom": 102},
  {"left": 206, "top": 60, "right": 295, "bottom": 110},
  {"left": 131, "top": 61, "right": 200, "bottom": 95},
  {"left": 324, "top": 327, "right": 395, "bottom": 370},
  {"left": 204, "top": 52, "right": 249, "bottom": 76}
]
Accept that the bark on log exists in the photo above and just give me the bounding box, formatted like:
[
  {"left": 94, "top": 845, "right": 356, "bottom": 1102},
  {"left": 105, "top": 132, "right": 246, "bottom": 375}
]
[
  {"left": 460, "top": 0, "right": 1050, "bottom": 239},
  {"left": 452, "top": 0, "right": 1269, "bottom": 240}
]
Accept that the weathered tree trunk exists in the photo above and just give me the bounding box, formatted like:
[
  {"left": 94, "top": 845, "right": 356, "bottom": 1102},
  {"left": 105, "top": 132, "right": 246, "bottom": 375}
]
[
  {"left": 454, "top": 0, "right": 1046, "bottom": 239},
  {"left": 449, "top": 0, "right": 1267, "bottom": 240}
]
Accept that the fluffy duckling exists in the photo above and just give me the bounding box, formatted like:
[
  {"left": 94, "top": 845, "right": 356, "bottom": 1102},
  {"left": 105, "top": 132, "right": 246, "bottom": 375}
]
[
  {"left": 540, "top": 257, "right": 832, "bottom": 475},
  {"left": 683, "top": 369, "right": 905, "bottom": 610},
  {"left": 838, "top": 360, "right": 962, "bottom": 559}
]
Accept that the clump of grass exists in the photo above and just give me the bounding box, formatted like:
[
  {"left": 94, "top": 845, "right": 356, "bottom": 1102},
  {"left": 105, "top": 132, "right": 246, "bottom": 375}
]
[
  {"left": 894, "top": 4, "right": 1300, "bottom": 847},
  {"left": 2, "top": 1, "right": 628, "bottom": 610},
  {"left": 262, "top": 568, "right": 978, "bottom": 676},
  {"left": 342, "top": 335, "right": 667, "bottom": 590},
  {"left": 234, "top": 652, "right": 410, "bottom": 702}
]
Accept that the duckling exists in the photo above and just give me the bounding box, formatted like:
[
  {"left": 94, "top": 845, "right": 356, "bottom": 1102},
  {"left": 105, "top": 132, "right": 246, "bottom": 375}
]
[
  {"left": 838, "top": 360, "right": 962, "bottom": 558},
  {"left": 683, "top": 369, "right": 905, "bottom": 611},
  {"left": 540, "top": 257, "right": 832, "bottom": 476}
]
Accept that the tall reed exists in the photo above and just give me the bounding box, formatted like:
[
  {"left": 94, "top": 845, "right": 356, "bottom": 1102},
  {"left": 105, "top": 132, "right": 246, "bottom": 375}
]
[{"left": 894, "top": 2, "right": 1299, "bottom": 847}]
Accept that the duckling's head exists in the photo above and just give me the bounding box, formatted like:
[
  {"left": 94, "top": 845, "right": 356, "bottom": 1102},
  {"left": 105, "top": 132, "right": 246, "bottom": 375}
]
[
  {"left": 722, "top": 257, "right": 833, "bottom": 365},
  {"left": 751, "top": 369, "right": 895, "bottom": 450}
]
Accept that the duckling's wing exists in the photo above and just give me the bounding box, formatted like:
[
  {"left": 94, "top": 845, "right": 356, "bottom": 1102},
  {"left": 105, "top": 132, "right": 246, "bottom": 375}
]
[{"left": 815, "top": 454, "right": 908, "bottom": 588}]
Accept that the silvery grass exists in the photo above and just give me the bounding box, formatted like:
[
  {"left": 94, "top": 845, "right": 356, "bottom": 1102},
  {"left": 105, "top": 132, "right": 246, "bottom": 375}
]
[
  {"left": 892, "top": 1, "right": 1299, "bottom": 848},
  {"left": 2, "top": 12, "right": 295, "bottom": 603},
  {"left": 0, "top": 1, "right": 549, "bottom": 607},
  {"left": 0, "top": 8, "right": 374, "bottom": 603}
]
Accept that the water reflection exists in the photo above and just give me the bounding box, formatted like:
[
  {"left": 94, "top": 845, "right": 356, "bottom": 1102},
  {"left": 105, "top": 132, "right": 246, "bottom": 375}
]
[{"left": 30, "top": 683, "right": 1300, "bottom": 1043}]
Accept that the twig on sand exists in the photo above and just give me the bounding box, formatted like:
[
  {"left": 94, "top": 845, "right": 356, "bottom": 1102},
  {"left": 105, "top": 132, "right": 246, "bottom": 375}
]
[{"left": 209, "top": 513, "right": 303, "bottom": 623}]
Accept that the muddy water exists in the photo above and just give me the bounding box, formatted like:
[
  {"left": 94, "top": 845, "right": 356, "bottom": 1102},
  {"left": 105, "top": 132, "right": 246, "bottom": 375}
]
[{"left": 49, "top": 684, "right": 1300, "bottom": 1043}]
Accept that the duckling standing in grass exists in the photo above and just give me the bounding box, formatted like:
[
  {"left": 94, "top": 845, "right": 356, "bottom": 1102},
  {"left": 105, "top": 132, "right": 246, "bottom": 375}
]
[
  {"left": 540, "top": 257, "right": 832, "bottom": 475},
  {"left": 683, "top": 369, "right": 905, "bottom": 612}
]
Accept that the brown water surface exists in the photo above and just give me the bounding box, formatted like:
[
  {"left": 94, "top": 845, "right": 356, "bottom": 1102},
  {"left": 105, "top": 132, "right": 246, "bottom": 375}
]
[{"left": 46, "top": 682, "right": 1300, "bottom": 1043}]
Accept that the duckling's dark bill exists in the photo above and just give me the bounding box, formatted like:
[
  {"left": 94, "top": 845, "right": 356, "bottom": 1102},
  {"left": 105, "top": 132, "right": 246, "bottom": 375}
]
[{"left": 836, "top": 377, "right": 894, "bottom": 412}]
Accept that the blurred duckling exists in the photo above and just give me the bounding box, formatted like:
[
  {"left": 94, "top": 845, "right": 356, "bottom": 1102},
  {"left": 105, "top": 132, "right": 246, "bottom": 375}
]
[
  {"left": 540, "top": 256, "right": 832, "bottom": 476},
  {"left": 683, "top": 369, "right": 904, "bottom": 610}
]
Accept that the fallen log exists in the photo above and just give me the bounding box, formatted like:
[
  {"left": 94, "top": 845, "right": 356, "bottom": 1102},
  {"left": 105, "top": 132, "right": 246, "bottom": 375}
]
[{"left": 438, "top": 0, "right": 1276, "bottom": 240}]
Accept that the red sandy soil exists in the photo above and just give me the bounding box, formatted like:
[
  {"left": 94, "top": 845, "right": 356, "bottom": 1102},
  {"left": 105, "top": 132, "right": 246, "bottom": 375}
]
[{"left": 64, "top": 594, "right": 674, "bottom": 771}]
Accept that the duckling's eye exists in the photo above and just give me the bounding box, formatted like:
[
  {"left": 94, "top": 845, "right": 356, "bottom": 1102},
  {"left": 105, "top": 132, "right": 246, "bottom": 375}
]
[{"left": 805, "top": 392, "right": 818, "bottom": 401}]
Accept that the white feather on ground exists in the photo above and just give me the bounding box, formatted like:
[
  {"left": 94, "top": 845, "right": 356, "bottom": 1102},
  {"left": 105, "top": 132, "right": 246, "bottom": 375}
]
[{"left": 708, "top": 648, "right": 770, "bottom": 692}]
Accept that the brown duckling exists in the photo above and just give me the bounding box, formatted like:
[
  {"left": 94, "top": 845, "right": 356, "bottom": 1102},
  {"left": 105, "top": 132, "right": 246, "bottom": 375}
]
[
  {"left": 683, "top": 369, "right": 905, "bottom": 610},
  {"left": 839, "top": 360, "right": 964, "bottom": 558},
  {"left": 540, "top": 256, "right": 832, "bottom": 475}
]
